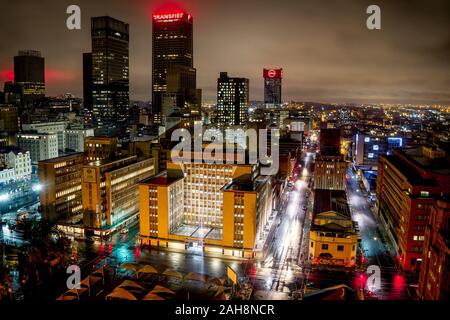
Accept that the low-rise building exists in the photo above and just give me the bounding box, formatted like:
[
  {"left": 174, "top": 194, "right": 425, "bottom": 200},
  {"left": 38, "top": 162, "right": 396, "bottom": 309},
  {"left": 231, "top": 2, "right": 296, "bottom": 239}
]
[
  {"left": 84, "top": 136, "right": 118, "bottom": 161},
  {"left": 17, "top": 132, "right": 58, "bottom": 164},
  {"left": 309, "top": 190, "right": 359, "bottom": 267},
  {"left": 65, "top": 128, "right": 95, "bottom": 152},
  {"left": 22, "top": 121, "right": 67, "bottom": 152},
  {"left": 0, "top": 146, "right": 32, "bottom": 181}
]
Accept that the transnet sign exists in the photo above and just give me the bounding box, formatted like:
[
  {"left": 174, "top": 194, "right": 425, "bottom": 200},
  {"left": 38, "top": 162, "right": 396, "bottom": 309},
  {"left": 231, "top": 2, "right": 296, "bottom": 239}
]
[
  {"left": 153, "top": 12, "right": 191, "bottom": 22},
  {"left": 263, "top": 68, "right": 282, "bottom": 79}
]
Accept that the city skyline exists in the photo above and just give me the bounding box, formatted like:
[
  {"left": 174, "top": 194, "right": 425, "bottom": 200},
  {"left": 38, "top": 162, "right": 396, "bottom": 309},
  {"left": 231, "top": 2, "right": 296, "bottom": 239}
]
[{"left": 0, "top": 0, "right": 449, "bottom": 105}]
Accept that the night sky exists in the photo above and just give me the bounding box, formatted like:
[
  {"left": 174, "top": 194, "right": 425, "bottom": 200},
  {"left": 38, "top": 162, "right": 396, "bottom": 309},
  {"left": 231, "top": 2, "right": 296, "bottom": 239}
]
[{"left": 0, "top": 0, "right": 449, "bottom": 104}]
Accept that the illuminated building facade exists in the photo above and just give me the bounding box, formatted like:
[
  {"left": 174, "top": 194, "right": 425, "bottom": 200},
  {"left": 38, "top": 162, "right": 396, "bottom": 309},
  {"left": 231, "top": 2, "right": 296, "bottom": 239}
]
[
  {"left": 263, "top": 68, "right": 282, "bottom": 108},
  {"left": 417, "top": 200, "right": 450, "bottom": 300},
  {"left": 14, "top": 50, "right": 45, "bottom": 109},
  {"left": 152, "top": 12, "right": 194, "bottom": 122},
  {"left": 17, "top": 132, "right": 58, "bottom": 164},
  {"left": 314, "top": 128, "right": 347, "bottom": 190},
  {"left": 0, "top": 105, "right": 19, "bottom": 145},
  {"left": 139, "top": 146, "right": 273, "bottom": 258},
  {"left": 377, "top": 146, "right": 450, "bottom": 271},
  {"left": 90, "top": 16, "right": 129, "bottom": 134},
  {"left": 216, "top": 72, "right": 249, "bottom": 126},
  {"left": 84, "top": 136, "right": 118, "bottom": 161},
  {"left": 65, "top": 128, "right": 95, "bottom": 152},
  {"left": 0, "top": 146, "right": 32, "bottom": 182},
  {"left": 353, "top": 133, "right": 403, "bottom": 168},
  {"left": 22, "top": 121, "right": 67, "bottom": 152},
  {"left": 39, "top": 153, "right": 85, "bottom": 222},
  {"left": 309, "top": 190, "right": 358, "bottom": 267},
  {"left": 82, "top": 155, "right": 155, "bottom": 236}
]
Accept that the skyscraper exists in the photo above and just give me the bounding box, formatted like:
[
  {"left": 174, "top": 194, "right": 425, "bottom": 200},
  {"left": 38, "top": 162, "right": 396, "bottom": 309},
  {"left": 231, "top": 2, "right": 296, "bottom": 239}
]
[
  {"left": 152, "top": 11, "right": 194, "bottom": 123},
  {"left": 90, "top": 16, "right": 129, "bottom": 135},
  {"left": 216, "top": 72, "right": 249, "bottom": 126},
  {"left": 263, "top": 68, "right": 282, "bottom": 108},
  {"left": 82, "top": 52, "right": 93, "bottom": 111},
  {"left": 162, "top": 64, "right": 201, "bottom": 121},
  {"left": 14, "top": 50, "right": 45, "bottom": 112}
]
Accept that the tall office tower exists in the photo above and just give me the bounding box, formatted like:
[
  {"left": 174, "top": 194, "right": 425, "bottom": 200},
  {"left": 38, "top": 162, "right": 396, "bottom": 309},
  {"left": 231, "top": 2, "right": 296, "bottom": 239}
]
[
  {"left": 263, "top": 68, "right": 282, "bottom": 108},
  {"left": 14, "top": 50, "right": 45, "bottom": 119},
  {"left": 313, "top": 128, "right": 347, "bottom": 190},
  {"left": 216, "top": 72, "right": 249, "bottom": 126},
  {"left": 162, "top": 64, "right": 201, "bottom": 121},
  {"left": 376, "top": 145, "right": 450, "bottom": 271},
  {"left": 82, "top": 52, "right": 93, "bottom": 111},
  {"left": 152, "top": 12, "right": 194, "bottom": 123},
  {"left": 91, "top": 16, "right": 129, "bottom": 135}
]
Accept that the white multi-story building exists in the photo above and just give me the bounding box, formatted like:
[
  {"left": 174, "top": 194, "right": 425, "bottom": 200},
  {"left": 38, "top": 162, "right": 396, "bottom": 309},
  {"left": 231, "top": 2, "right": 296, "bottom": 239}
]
[
  {"left": 65, "top": 128, "right": 95, "bottom": 152},
  {"left": 16, "top": 132, "right": 58, "bottom": 164},
  {"left": 0, "top": 146, "right": 32, "bottom": 182},
  {"left": 22, "top": 121, "right": 67, "bottom": 152}
]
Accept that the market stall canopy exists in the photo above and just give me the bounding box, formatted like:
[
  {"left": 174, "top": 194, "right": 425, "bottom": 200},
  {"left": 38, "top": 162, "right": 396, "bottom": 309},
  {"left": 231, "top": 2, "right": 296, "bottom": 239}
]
[
  {"left": 163, "top": 269, "right": 183, "bottom": 279},
  {"left": 142, "top": 292, "right": 165, "bottom": 300},
  {"left": 185, "top": 272, "right": 209, "bottom": 282},
  {"left": 106, "top": 288, "right": 137, "bottom": 300},
  {"left": 150, "top": 285, "right": 175, "bottom": 295}
]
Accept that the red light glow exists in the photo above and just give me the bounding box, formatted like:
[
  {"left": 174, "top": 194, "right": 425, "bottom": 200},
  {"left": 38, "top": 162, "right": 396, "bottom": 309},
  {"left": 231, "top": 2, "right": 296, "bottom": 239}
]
[{"left": 1, "top": 69, "right": 14, "bottom": 82}]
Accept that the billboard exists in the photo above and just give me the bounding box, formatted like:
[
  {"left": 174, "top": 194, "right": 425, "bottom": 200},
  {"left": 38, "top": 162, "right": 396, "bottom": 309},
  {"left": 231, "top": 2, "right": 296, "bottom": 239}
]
[{"left": 263, "top": 68, "right": 282, "bottom": 79}]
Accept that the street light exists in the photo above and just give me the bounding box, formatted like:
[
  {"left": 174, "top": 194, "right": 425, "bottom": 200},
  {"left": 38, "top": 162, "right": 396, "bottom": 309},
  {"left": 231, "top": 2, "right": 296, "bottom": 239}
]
[{"left": 32, "top": 184, "right": 42, "bottom": 192}]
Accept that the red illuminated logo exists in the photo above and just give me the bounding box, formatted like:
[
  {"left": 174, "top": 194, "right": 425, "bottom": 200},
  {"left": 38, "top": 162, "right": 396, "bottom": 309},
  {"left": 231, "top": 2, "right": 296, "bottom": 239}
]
[
  {"left": 263, "top": 68, "right": 282, "bottom": 79},
  {"left": 153, "top": 12, "right": 184, "bottom": 21}
]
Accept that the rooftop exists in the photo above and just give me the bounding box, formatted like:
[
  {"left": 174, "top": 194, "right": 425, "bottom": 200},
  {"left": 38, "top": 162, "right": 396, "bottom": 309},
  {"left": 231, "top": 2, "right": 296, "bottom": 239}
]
[
  {"left": 313, "top": 189, "right": 351, "bottom": 219},
  {"left": 400, "top": 146, "right": 450, "bottom": 175},
  {"left": 39, "top": 152, "right": 84, "bottom": 163},
  {"left": 140, "top": 172, "right": 183, "bottom": 186},
  {"left": 0, "top": 145, "right": 27, "bottom": 155}
]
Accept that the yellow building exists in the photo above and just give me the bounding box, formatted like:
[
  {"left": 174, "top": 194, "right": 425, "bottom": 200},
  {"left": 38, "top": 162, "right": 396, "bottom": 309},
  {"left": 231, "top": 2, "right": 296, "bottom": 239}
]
[
  {"left": 38, "top": 152, "right": 85, "bottom": 222},
  {"left": 82, "top": 155, "right": 155, "bottom": 236},
  {"left": 139, "top": 146, "right": 273, "bottom": 258},
  {"left": 309, "top": 190, "right": 358, "bottom": 267}
]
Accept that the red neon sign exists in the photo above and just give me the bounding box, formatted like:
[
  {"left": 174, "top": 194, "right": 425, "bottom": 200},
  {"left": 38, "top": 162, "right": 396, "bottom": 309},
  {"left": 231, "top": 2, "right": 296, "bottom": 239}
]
[
  {"left": 263, "top": 68, "right": 282, "bottom": 79},
  {"left": 153, "top": 12, "right": 185, "bottom": 21}
]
